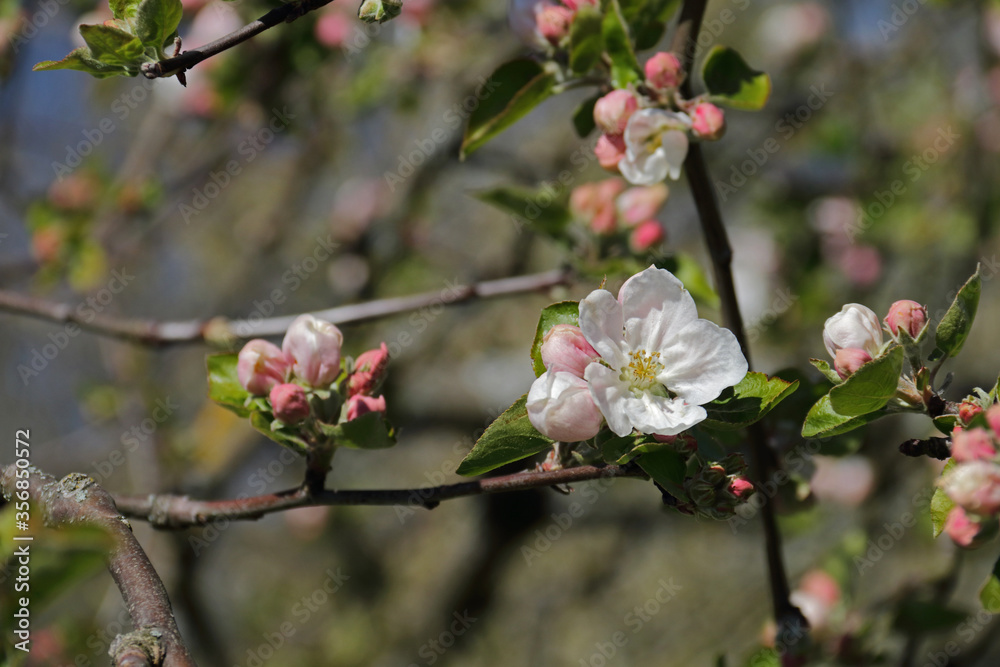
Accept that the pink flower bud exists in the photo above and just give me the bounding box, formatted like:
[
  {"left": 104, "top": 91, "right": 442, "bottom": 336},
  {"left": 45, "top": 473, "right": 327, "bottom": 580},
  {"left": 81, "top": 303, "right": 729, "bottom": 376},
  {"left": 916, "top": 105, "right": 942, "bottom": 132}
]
[
  {"left": 594, "top": 133, "right": 627, "bottom": 171},
  {"left": 691, "top": 103, "right": 726, "bottom": 140},
  {"left": 315, "top": 12, "right": 351, "bottom": 47},
  {"left": 952, "top": 427, "right": 997, "bottom": 462},
  {"left": 593, "top": 90, "right": 639, "bottom": 135},
  {"left": 616, "top": 184, "right": 668, "bottom": 227},
  {"left": 833, "top": 347, "right": 871, "bottom": 379},
  {"left": 562, "top": 0, "right": 597, "bottom": 10},
  {"left": 798, "top": 570, "right": 840, "bottom": 607},
  {"left": 883, "top": 300, "right": 927, "bottom": 339},
  {"left": 652, "top": 433, "right": 698, "bottom": 453},
  {"left": 569, "top": 182, "right": 599, "bottom": 216},
  {"left": 347, "top": 342, "right": 390, "bottom": 397},
  {"left": 945, "top": 506, "right": 983, "bottom": 548},
  {"left": 987, "top": 404, "right": 1000, "bottom": 439},
  {"left": 282, "top": 314, "right": 344, "bottom": 388},
  {"left": 590, "top": 202, "right": 617, "bottom": 235},
  {"left": 527, "top": 371, "right": 604, "bottom": 442},
  {"left": 959, "top": 400, "right": 984, "bottom": 426},
  {"left": 628, "top": 220, "right": 665, "bottom": 253},
  {"left": 644, "top": 52, "right": 682, "bottom": 90},
  {"left": 823, "top": 303, "right": 883, "bottom": 359},
  {"left": 237, "top": 339, "right": 290, "bottom": 395},
  {"left": 536, "top": 5, "right": 573, "bottom": 45},
  {"left": 540, "top": 324, "right": 600, "bottom": 378},
  {"left": 728, "top": 477, "right": 754, "bottom": 500},
  {"left": 269, "top": 383, "right": 311, "bottom": 424},
  {"left": 939, "top": 460, "right": 1000, "bottom": 514},
  {"left": 346, "top": 394, "right": 387, "bottom": 421}
]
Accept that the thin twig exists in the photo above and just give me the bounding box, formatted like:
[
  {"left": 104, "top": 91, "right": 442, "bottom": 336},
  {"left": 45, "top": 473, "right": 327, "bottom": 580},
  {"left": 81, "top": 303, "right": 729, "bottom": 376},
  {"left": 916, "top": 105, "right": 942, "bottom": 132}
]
[
  {"left": 141, "top": 0, "right": 335, "bottom": 79},
  {"left": 113, "top": 464, "right": 645, "bottom": 529},
  {"left": 0, "top": 267, "right": 571, "bottom": 346},
  {"left": 0, "top": 466, "right": 195, "bottom": 667},
  {"left": 671, "top": 0, "right": 801, "bottom": 629}
]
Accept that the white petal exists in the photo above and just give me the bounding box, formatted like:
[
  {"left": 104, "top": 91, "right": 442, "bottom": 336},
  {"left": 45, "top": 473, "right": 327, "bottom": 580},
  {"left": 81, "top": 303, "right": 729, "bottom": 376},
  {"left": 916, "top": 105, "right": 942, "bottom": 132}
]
[
  {"left": 823, "top": 303, "right": 882, "bottom": 358},
  {"left": 619, "top": 149, "right": 667, "bottom": 186},
  {"left": 618, "top": 266, "right": 698, "bottom": 353},
  {"left": 527, "top": 371, "right": 603, "bottom": 442},
  {"left": 659, "top": 130, "right": 689, "bottom": 181},
  {"left": 657, "top": 318, "right": 748, "bottom": 405},
  {"left": 579, "top": 289, "right": 628, "bottom": 368},
  {"left": 623, "top": 394, "right": 708, "bottom": 436},
  {"left": 585, "top": 363, "right": 634, "bottom": 436}
]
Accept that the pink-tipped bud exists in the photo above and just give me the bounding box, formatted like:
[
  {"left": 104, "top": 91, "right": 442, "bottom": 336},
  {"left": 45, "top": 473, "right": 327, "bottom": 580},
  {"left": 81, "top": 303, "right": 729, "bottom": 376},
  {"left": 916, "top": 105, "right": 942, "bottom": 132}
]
[
  {"left": 269, "top": 383, "right": 311, "bottom": 424},
  {"left": 595, "top": 133, "right": 626, "bottom": 171},
  {"left": 347, "top": 342, "right": 390, "bottom": 397},
  {"left": 593, "top": 90, "right": 639, "bottom": 135},
  {"left": 652, "top": 433, "right": 698, "bottom": 454},
  {"left": 952, "top": 427, "right": 997, "bottom": 462},
  {"left": 833, "top": 347, "right": 871, "bottom": 379},
  {"left": 691, "top": 103, "right": 726, "bottom": 140},
  {"left": 540, "top": 324, "right": 600, "bottom": 378},
  {"left": 629, "top": 220, "right": 665, "bottom": 253},
  {"left": 728, "top": 477, "right": 755, "bottom": 500},
  {"left": 282, "top": 314, "right": 344, "bottom": 388},
  {"left": 959, "top": 400, "right": 984, "bottom": 426},
  {"left": 883, "top": 300, "right": 927, "bottom": 340},
  {"left": 616, "top": 184, "right": 668, "bottom": 227},
  {"left": 644, "top": 52, "right": 683, "bottom": 90},
  {"left": 237, "top": 339, "right": 291, "bottom": 396},
  {"left": 945, "top": 506, "right": 984, "bottom": 548},
  {"left": 987, "top": 404, "right": 1000, "bottom": 439},
  {"left": 536, "top": 5, "right": 573, "bottom": 45},
  {"left": 526, "top": 371, "right": 604, "bottom": 442},
  {"left": 346, "top": 394, "right": 387, "bottom": 421}
]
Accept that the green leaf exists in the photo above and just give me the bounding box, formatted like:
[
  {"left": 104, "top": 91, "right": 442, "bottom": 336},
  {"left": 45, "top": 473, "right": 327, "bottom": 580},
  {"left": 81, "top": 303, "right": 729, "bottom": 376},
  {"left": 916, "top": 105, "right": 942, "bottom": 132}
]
[
  {"left": 358, "top": 0, "right": 402, "bottom": 24},
  {"left": 636, "top": 447, "right": 686, "bottom": 495},
  {"left": 249, "top": 411, "right": 310, "bottom": 454},
  {"left": 529, "top": 301, "right": 580, "bottom": 377},
  {"left": 461, "top": 59, "right": 556, "bottom": 158},
  {"left": 135, "top": 0, "right": 182, "bottom": 49},
  {"left": 827, "top": 345, "right": 904, "bottom": 417},
  {"left": 474, "top": 186, "right": 571, "bottom": 237},
  {"left": 622, "top": 0, "right": 680, "bottom": 50},
  {"left": 801, "top": 395, "right": 889, "bottom": 439},
  {"left": 33, "top": 47, "right": 129, "bottom": 78},
  {"left": 457, "top": 395, "right": 554, "bottom": 476},
  {"left": 572, "top": 93, "right": 600, "bottom": 138},
  {"left": 702, "top": 372, "right": 799, "bottom": 430},
  {"left": 602, "top": 0, "right": 642, "bottom": 88},
  {"left": 930, "top": 459, "right": 957, "bottom": 538},
  {"left": 933, "top": 265, "right": 982, "bottom": 360},
  {"left": 700, "top": 46, "right": 771, "bottom": 111},
  {"left": 79, "top": 24, "right": 145, "bottom": 66},
  {"left": 324, "top": 412, "right": 397, "bottom": 450},
  {"left": 110, "top": 0, "right": 142, "bottom": 20},
  {"left": 933, "top": 414, "right": 959, "bottom": 435},
  {"left": 893, "top": 599, "right": 967, "bottom": 634},
  {"left": 980, "top": 553, "right": 1000, "bottom": 612},
  {"left": 809, "top": 358, "right": 842, "bottom": 385},
  {"left": 569, "top": 6, "right": 604, "bottom": 74},
  {"left": 207, "top": 354, "right": 254, "bottom": 417}
]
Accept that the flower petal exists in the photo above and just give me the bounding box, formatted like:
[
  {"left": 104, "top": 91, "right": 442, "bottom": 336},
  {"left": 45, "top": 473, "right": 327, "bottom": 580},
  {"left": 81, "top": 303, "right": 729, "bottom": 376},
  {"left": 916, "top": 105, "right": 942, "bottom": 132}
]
[
  {"left": 618, "top": 266, "right": 698, "bottom": 353},
  {"left": 579, "top": 289, "right": 628, "bottom": 368},
  {"left": 584, "top": 363, "right": 635, "bottom": 436},
  {"left": 619, "top": 149, "right": 667, "bottom": 186},
  {"left": 586, "top": 363, "right": 708, "bottom": 436},
  {"left": 659, "top": 130, "right": 689, "bottom": 181},
  {"left": 656, "top": 318, "right": 748, "bottom": 405}
]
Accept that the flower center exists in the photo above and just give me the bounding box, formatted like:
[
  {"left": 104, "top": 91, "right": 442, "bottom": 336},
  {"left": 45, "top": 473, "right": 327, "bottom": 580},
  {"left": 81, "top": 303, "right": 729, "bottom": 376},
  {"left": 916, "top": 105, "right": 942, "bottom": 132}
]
[
  {"left": 622, "top": 349, "right": 664, "bottom": 394},
  {"left": 644, "top": 132, "right": 663, "bottom": 153}
]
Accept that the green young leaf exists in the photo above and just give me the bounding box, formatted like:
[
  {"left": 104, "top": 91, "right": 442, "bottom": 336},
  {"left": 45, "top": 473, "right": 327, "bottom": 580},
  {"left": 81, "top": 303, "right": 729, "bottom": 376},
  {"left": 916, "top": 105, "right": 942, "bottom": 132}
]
[
  {"left": 827, "top": 345, "right": 904, "bottom": 417},
  {"left": 630, "top": 0, "right": 680, "bottom": 50},
  {"left": 325, "top": 412, "right": 397, "bottom": 450},
  {"left": 636, "top": 447, "right": 686, "bottom": 496},
  {"left": 33, "top": 47, "right": 129, "bottom": 78},
  {"left": 602, "top": 0, "right": 642, "bottom": 88},
  {"left": 249, "top": 411, "right": 310, "bottom": 454},
  {"left": 932, "top": 265, "right": 982, "bottom": 360},
  {"left": 79, "top": 23, "right": 145, "bottom": 66},
  {"left": 700, "top": 46, "right": 771, "bottom": 111},
  {"left": 474, "top": 186, "right": 571, "bottom": 237},
  {"left": 461, "top": 59, "right": 556, "bottom": 158},
  {"left": 529, "top": 301, "right": 580, "bottom": 377},
  {"left": 572, "top": 93, "right": 601, "bottom": 138},
  {"left": 569, "top": 6, "right": 604, "bottom": 74},
  {"left": 809, "top": 358, "right": 842, "bottom": 385},
  {"left": 702, "top": 372, "right": 800, "bottom": 430},
  {"left": 801, "top": 395, "right": 889, "bottom": 439},
  {"left": 980, "top": 553, "right": 1000, "bottom": 613},
  {"left": 135, "top": 0, "right": 182, "bottom": 49},
  {"left": 457, "top": 395, "right": 554, "bottom": 476},
  {"left": 110, "top": 0, "right": 142, "bottom": 20},
  {"left": 207, "top": 354, "right": 254, "bottom": 417},
  {"left": 930, "top": 459, "right": 957, "bottom": 538},
  {"left": 933, "top": 414, "right": 959, "bottom": 435},
  {"left": 598, "top": 432, "right": 674, "bottom": 464},
  {"left": 358, "top": 0, "right": 402, "bottom": 24}
]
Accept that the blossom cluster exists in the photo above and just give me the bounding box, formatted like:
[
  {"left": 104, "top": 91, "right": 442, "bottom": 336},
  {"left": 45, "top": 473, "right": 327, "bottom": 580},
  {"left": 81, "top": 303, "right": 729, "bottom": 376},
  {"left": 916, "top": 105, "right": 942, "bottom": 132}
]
[
  {"left": 569, "top": 178, "right": 667, "bottom": 252},
  {"left": 821, "top": 300, "right": 927, "bottom": 379},
  {"left": 938, "top": 408, "right": 1000, "bottom": 548},
  {"left": 237, "top": 314, "right": 389, "bottom": 427}
]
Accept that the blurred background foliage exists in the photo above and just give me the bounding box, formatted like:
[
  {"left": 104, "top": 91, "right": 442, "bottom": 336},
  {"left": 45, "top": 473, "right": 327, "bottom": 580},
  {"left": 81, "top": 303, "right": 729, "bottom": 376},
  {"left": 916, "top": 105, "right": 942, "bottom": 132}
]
[{"left": 2, "top": 0, "right": 1000, "bottom": 664}]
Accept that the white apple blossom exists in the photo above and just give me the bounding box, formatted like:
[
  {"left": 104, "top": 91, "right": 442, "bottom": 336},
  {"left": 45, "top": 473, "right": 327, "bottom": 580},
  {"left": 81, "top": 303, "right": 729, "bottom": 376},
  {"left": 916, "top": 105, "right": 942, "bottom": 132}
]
[
  {"left": 822, "top": 303, "right": 883, "bottom": 359},
  {"left": 939, "top": 460, "right": 1000, "bottom": 515},
  {"left": 619, "top": 109, "right": 692, "bottom": 185},
  {"left": 579, "top": 266, "right": 747, "bottom": 437},
  {"left": 527, "top": 371, "right": 604, "bottom": 442}
]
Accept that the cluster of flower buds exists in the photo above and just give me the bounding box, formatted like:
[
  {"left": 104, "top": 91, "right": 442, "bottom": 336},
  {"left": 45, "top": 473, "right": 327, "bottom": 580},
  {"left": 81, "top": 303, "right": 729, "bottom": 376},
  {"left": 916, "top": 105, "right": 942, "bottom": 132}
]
[
  {"left": 236, "top": 314, "right": 389, "bottom": 427},
  {"left": 589, "top": 52, "right": 725, "bottom": 185},
  {"left": 517, "top": 0, "right": 599, "bottom": 47},
  {"left": 938, "top": 406, "right": 1000, "bottom": 548},
  {"left": 674, "top": 453, "right": 755, "bottom": 520},
  {"left": 822, "top": 300, "right": 928, "bottom": 380},
  {"left": 569, "top": 178, "right": 667, "bottom": 251}
]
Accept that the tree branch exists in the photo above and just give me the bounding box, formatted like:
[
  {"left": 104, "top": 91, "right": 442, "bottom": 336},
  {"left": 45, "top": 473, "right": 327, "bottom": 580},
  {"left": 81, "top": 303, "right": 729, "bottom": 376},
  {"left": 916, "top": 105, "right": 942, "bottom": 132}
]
[
  {"left": 0, "top": 267, "right": 571, "bottom": 347},
  {"left": 0, "top": 466, "right": 195, "bottom": 667},
  {"left": 141, "top": 0, "right": 335, "bottom": 79},
  {"left": 670, "top": 0, "right": 802, "bottom": 630},
  {"left": 113, "top": 464, "right": 645, "bottom": 529}
]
